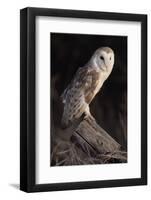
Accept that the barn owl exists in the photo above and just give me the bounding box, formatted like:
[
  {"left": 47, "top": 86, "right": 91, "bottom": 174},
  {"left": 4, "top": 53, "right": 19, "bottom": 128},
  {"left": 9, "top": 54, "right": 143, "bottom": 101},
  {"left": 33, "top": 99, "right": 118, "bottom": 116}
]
[{"left": 61, "top": 47, "right": 114, "bottom": 128}]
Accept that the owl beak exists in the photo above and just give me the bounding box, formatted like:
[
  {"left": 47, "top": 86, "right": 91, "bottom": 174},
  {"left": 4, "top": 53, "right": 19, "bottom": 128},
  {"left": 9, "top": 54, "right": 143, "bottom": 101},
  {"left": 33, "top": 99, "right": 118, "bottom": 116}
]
[{"left": 101, "top": 63, "right": 107, "bottom": 71}]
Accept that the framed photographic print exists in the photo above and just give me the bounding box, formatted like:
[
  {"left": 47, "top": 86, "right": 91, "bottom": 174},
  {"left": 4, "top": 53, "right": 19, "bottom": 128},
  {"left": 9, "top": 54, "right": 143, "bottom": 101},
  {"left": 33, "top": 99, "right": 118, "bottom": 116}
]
[{"left": 20, "top": 7, "right": 147, "bottom": 192}]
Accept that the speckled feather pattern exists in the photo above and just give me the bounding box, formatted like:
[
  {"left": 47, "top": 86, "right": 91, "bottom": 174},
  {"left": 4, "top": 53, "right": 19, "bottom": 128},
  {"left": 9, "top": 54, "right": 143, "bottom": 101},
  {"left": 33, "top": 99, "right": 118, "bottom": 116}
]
[{"left": 61, "top": 47, "right": 114, "bottom": 128}]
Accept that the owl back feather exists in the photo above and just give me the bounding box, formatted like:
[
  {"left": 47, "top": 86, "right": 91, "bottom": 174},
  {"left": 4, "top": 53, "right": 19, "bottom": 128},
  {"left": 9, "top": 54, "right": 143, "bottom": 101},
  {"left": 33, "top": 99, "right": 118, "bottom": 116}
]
[
  {"left": 61, "top": 67, "right": 91, "bottom": 128},
  {"left": 61, "top": 87, "right": 87, "bottom": 128},
  {"left": 61, "top": 65, "right": 102, "bottom": 128}
]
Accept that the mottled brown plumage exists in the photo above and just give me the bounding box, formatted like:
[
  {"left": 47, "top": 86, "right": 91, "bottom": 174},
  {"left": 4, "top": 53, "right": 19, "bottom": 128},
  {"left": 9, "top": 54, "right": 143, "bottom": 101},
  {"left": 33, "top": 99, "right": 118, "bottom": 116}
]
[{"left": 61, "top": 47, "right": 114, "bottom": 128}]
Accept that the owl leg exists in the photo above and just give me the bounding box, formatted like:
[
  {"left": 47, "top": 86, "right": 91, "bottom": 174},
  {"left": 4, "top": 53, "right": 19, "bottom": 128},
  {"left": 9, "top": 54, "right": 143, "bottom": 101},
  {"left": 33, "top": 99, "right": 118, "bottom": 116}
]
[
  {"left": 84, "top": 104, "right": 91, "bottom": 118},
  {"left": 84, "top": 104, "right": 96, "bottom": 122}
]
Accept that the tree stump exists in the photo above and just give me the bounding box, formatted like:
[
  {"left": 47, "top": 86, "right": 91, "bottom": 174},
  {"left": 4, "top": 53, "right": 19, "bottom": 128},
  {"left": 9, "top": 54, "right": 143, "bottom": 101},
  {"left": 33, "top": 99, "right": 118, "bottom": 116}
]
[{"left": 70, "top": 115, "right": 127, "bottom": 163}]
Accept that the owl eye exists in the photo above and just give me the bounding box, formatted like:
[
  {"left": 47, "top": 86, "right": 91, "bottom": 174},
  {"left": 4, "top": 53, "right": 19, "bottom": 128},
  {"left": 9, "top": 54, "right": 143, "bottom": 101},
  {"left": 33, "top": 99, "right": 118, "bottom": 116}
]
[{"left": 100, "top": 56, "right": 104, "bottom": 60}]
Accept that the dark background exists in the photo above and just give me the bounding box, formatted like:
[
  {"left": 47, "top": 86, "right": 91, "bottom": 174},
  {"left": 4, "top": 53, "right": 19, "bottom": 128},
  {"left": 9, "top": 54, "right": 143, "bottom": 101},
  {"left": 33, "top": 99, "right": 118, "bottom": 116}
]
[{"left": 51, "top": 32, "right": 127, "bottom": 152}]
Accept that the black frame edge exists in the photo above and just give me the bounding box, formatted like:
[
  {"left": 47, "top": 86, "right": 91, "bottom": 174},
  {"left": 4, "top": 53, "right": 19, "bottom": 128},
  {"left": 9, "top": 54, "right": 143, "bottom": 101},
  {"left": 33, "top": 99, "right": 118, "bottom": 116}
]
[
  {"left": 20, "top": 8, "right": 28, "bottom": 192},
  {"left": 25, "top": 7, "right": 147, "bottom": 21},
  {"left": 141, "top": 15, "right": 147, "bottom": 185},
  {"left": 27, "top": 178, "right": 145, "bottom": 193},
  {"left": 20, "top": 7, "right": 37, "bottom": 192}
]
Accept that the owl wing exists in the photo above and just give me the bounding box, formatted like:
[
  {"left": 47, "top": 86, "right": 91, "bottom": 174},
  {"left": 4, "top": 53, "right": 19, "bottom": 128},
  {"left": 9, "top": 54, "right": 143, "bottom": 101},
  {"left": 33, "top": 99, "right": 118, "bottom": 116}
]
[{"left": 61, "top": 66, "right": 94, "bottom": 128}]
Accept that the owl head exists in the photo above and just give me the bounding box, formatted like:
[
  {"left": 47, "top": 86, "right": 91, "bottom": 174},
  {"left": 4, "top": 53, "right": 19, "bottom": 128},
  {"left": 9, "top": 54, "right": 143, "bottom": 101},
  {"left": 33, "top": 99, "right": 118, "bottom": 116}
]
[{"left": 91, "top": 47, "right": 114, "bottom": 73}]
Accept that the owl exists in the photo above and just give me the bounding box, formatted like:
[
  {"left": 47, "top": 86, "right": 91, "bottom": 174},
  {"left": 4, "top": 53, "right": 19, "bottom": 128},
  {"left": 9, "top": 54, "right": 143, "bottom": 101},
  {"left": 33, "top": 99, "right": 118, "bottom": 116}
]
[{"left": 61, "top": 47, "right": 114, "bottom": 128}]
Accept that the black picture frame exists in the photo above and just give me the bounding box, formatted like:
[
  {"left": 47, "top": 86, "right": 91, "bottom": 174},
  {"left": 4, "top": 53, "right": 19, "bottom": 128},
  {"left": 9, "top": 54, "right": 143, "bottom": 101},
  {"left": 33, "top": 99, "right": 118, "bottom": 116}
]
[{"left": 20, "top": 7, "right": 147, "bottom": 192}]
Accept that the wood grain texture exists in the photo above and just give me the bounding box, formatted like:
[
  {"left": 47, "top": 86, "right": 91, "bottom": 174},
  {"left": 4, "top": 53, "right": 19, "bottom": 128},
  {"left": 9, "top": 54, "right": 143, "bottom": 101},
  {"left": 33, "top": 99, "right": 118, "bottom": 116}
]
[{"left": 76, "top": 115, "right": 121, "bottom": 153}]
